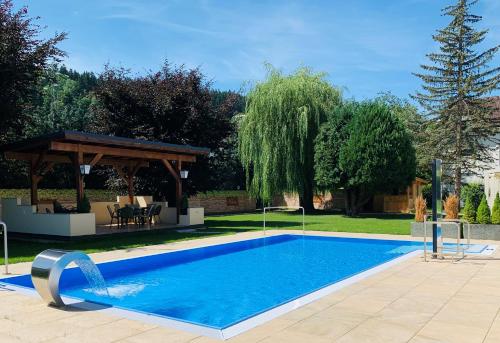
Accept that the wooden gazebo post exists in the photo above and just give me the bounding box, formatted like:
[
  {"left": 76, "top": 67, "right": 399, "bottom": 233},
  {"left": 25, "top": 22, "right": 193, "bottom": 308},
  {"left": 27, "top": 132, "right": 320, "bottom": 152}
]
[
  {"left": 161, "top": 159, "right": 182, "bottom": 224},
  {"left": 73, "top": 152, "right": 84, "bottom": 203}
]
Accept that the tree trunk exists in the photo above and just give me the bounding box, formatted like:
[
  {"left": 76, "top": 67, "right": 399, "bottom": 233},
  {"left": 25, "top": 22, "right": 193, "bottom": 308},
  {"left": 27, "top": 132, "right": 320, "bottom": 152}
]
[
  {"left": 299, "top": 187, "right": 315, "bottom": 213},
  {"left": 454, "top": 166, "right": 462, "bottom": 199},
  {"left": 344, "top": 189, "right": 352, "bottom": 216}
]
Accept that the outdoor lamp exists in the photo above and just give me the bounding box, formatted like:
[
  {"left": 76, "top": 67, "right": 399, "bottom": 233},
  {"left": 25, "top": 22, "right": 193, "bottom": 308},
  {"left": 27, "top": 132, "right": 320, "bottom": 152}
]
[
  {"left": 79, "top": 164, "right": 91, "bottom": 176},
  {"left": 180, "top": 170, "right": 189, "bottom": 179}
]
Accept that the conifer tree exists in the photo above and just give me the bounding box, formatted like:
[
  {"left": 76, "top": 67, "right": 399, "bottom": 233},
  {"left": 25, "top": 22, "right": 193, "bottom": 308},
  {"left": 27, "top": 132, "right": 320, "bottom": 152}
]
[
  {"left": 476, "top": 194, "right": 491, "bottom": 224},
  {"left": 492, "top": 193, "right": 500, "bottom": 225},
  {"left": 413, "top": 0, "right": 500, "bottom": 196},
  {"left": 462, "top": 193, "right": 476, "bottom": 223}
]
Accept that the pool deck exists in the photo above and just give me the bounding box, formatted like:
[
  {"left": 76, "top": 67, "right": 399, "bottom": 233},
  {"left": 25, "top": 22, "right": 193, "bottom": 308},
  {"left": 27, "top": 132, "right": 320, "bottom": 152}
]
[{"left": 1, "top": 230, "right": 500, "bottom": 343}]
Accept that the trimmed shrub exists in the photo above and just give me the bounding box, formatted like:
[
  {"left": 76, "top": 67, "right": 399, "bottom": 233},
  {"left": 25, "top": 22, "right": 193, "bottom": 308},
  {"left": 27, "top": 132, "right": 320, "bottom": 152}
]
[
  {"left": 461, "top": 183, "right": 484, "bottom": 211},
  {"left": 77, "top": 193, "right": 91, "bottom": 214},
  {"left": 492, "top": 193, "right": 500, "bottom": 225},
  {"left": 415, "top": 195, "right": 427, "bottom": 222},
  {"left": 463, "top": 194, "right": 476, "bottom": 223},
  {"left": 476, "top": 194, "right": 491, "bottom": 224},
  {"left": 444, "top": 194, "right": 459, "bottom": 219}
]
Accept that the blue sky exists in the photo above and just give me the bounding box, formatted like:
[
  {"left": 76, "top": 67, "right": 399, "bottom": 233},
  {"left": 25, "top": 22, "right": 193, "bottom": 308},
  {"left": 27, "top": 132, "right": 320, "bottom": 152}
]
[{"left": 15, "top": 0, "right": 500, "bottom": 101}]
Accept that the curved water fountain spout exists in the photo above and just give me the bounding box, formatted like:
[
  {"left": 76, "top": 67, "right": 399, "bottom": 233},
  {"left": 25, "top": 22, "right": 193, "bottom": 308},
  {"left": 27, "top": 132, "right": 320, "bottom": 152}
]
[{"left": 31, "top": 249, "right": 108, "bottom": 307}]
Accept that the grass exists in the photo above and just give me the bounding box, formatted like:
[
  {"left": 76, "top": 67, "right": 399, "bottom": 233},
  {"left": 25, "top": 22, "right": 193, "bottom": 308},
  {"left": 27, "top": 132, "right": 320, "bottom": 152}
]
[
  {"left": 206, "top": 211, "right": 413, "bottom": 235},
  {"left": 0, "top": 211, "right": 413, "bottom": 265}
]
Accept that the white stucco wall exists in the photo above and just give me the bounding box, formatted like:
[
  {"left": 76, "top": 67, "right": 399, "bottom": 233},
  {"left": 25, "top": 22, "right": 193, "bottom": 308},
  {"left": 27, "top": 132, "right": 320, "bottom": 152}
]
[
  {"left": 485, "top": 171, "right": 500, "bottom": 208},
  {"left": 1, "top": 198, "right": 95, "bottom": 236}
]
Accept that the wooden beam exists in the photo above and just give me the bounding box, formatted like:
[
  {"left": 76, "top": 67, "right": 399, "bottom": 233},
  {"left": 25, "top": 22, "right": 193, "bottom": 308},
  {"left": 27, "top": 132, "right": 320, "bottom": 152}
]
[
  {"left": 161, "top": 159, "right": 180, "bottom": 182},
  {"left": 112, "top": 165, "right": 129, "bottom": 183},
  {"left": 33, "top": 162, "right": 55, "bottom": 184},
  {"left": 32, "top": 151, "right": 46, "bottom": 172},
  {"left": 49, "top": 142, "right": 196, "bottom": 162},
  {"left": 89, "top": 153, "right": 103, "bottom": 167},
  {"left": 4, "top": 152, "right": 150, "bottom": 168}
]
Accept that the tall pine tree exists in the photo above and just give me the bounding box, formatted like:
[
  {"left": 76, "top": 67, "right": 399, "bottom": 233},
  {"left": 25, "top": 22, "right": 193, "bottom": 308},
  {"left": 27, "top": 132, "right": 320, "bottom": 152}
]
[{"left": 413, "top": 0, "right": 500, "bottom": 196}]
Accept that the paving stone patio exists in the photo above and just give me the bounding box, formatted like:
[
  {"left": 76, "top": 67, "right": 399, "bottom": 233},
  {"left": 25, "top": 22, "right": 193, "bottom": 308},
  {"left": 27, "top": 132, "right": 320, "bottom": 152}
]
[{"left": 1, "top": 230, "right": 500, "bottom": 343}]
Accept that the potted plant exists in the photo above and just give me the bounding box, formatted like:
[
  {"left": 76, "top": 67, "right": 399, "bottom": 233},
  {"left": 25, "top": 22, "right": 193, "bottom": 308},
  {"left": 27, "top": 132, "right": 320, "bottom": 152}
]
[
  {"left": 77, "top": 193, "right": 91, "bottom": 214},
  {"left": 180, "top": 194, "right": 189, "bottom": 215}
]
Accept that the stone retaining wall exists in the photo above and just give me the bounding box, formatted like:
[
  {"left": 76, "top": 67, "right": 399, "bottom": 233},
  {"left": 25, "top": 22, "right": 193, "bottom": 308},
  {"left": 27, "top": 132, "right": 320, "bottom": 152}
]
[
  {"left": 411, "top": 222, "right": 500, "bottom": 240},
  {"left": 188, "top": 194, "right": 256, "bottom": 214}
]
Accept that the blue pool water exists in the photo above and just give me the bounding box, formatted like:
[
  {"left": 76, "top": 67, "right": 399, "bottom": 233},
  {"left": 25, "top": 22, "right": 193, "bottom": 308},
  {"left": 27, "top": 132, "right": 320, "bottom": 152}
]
[{"left": 0, "top": 235, "right": 485, "bottom": 329}]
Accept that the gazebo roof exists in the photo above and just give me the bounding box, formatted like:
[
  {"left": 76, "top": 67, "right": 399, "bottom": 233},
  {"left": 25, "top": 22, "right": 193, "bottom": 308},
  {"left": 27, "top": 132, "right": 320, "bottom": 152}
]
[
  {"left": 1, "top": 131, "right": 210, "bottom": 219},
  {"left": 1, "top": 130, "right": 210, "bottom": 165}
]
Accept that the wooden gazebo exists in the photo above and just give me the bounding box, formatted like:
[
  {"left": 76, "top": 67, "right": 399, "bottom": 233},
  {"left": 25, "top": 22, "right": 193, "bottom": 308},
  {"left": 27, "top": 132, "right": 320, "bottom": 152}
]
[{"left": 0, "top": 131, "right": 210, "bottom": 223}]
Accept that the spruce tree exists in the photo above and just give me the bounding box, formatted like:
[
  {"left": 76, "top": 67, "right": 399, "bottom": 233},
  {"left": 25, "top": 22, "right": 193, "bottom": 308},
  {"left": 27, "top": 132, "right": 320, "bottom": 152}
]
[{"left": 413, "top": 0, "right": 500, "bottom": 196}]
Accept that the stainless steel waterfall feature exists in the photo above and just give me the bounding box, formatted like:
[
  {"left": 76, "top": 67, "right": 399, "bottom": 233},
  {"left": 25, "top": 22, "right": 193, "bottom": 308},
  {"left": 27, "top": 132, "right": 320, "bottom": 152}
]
[{"left": 31, "top": 249, "right": 107, "bottom": 307}]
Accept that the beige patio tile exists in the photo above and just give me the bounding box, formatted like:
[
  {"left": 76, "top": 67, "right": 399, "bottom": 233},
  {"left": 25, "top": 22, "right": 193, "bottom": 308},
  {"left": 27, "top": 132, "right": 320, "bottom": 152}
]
[
  {"left": 0, "top": 317, "right": 25, "bottom": 334},
  {"left": 484, "top": 316, "right": 500, "bottom": 343},
  {"left": 5, "top": 306, "right": 79, "bottom": 325},
  {"left": 417, "top": 320, "right": 488, "bottom": 343},
  {"left": 119, "top": 326, "right": 199, "bottom": 343},
  {"left": 259, "top": 330, "right": 332, "bottom": 343},
  {"left": 8, "top": 320, "right": 84, "bottom": 342},
  {"left": 286, "top": 309, "right": 370, "bottom": 340},
  {"left": 332, "top": 294, "right": 391, "bottom": 314},
  {"left": 333, "top": 318, "right": 417, "bottom": 343},
  {"left": 227, "top": 319, "right": 296, "bottom": 343},
  {"left": 432, "top": 300, "right": 499, "bottom": 329},
  {"left": 50, "top": 318, "right": 156, "bottom": 343},
  {"left": 58, "top": 310, "right": 121, "bottom": 328}
]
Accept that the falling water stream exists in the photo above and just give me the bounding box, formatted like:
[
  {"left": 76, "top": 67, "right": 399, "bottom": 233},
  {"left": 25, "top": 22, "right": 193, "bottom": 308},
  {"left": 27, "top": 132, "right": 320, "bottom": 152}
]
[{"left": 75, "top": 259, "right": 109, "bottom": 297}]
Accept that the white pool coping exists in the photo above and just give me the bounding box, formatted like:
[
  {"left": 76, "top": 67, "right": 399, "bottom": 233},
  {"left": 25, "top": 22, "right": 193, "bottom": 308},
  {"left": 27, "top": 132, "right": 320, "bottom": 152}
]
[{"left": 0, "top": 236, "right": 496, "bottom": 340}]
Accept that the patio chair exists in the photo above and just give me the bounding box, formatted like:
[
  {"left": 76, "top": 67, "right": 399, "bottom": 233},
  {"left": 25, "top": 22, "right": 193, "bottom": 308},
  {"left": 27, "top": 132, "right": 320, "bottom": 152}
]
[
  {"left": 132, "top": 206, "right": 142, "bottom": 226},
  {"left": 46, "top": 208, "right": 52, "bottom": 214},
  {"left": 107, "top": 204, "right": 119, "bottom": 226},
  {"left": 140, "top": 204, "right": 156, "bottom": 227},
  {"left": 153, "top": 204, "right": 162, "bottom": 223},
  {"left": 117, "top": 206, "right": 135, "bottom": 228}
]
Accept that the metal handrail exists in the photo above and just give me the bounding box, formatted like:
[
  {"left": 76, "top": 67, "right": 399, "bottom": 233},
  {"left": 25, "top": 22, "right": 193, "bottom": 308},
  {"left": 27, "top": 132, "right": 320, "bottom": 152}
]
[
  {"left": 263, "top": 206, "right": 305, "bottom": 235},
  {"left": 0, "top": 221, "right": 8, "bottom": 274},
  {"left": 422, "top": 218, "right": 466, "bottom": 262}
]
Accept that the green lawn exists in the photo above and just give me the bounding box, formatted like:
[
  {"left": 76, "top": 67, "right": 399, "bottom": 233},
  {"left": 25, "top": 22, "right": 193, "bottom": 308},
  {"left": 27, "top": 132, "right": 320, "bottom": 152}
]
[
  {"left": 206, "top": 211, "right": 413, "bottom": 235},
  {"left": 0, "top": 212, "right": 413, "bottom": 265}
]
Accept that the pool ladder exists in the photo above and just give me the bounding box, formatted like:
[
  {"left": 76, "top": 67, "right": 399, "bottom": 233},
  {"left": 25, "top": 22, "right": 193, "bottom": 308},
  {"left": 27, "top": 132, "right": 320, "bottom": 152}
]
[{"left": 423, "top": 218, "right": 471, "bottom": 261}]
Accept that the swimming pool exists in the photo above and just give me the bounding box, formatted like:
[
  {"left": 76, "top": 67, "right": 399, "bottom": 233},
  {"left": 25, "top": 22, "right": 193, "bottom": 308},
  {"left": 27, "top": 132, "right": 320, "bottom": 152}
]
[{"left": 0, "top": 234, "right": 490, "bottom": 339}]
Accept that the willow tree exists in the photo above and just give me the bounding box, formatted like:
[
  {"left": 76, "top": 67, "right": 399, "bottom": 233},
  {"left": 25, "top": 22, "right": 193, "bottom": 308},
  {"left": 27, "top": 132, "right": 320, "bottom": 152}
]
[
  {"left": 238, "top": 66, "right": 341, "bottom": 211},
  {"left": 413, "top": 0, "right": 500, "bottom": 196}
]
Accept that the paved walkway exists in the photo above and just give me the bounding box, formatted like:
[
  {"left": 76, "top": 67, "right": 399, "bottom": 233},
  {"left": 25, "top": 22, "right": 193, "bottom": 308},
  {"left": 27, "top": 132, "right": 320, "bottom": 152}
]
[{"left": 1, "top": 230, "right": 500, "bottom": 343}]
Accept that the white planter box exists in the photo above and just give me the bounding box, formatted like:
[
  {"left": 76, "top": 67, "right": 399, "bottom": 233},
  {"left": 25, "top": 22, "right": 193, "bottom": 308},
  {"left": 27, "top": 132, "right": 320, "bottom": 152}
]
[{"left": 179, "top": 208, "right": 204, "bottom": 226}]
